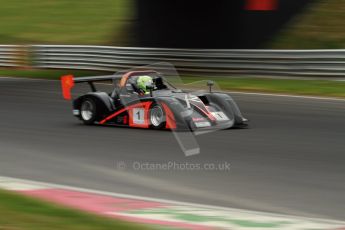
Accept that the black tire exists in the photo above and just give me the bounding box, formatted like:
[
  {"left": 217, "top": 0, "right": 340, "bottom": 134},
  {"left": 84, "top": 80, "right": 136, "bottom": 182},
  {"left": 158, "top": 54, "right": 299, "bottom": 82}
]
[
  {"left": 149, "top": 104, "right": 166, "bottom": 129},
  {"left": 80, "top": 98, "right": 98, "bottom": 125}
]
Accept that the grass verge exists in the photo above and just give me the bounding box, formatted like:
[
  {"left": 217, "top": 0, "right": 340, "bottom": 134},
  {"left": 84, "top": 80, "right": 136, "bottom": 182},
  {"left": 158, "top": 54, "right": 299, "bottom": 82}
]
[
  {"left": 1, "top": 69, "right": 345, "bottom": 98},
  {"left": 0, "top": 0, "right": 133, "bottom": 45},
  {"left": 270, "top": 0, "right": 345, "bottom": 49},
  {"left": 0, "top": 69, "right": 109, "bottom": 79},
  {"left": 0, "top": 189, "right": 152, "bottom": 230},
  {"left": 182, "top": 76, "right": 345, "bottom": 98}
]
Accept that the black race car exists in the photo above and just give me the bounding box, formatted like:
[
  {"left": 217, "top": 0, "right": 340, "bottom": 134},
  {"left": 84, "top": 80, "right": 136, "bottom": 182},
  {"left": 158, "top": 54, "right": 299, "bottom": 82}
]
[{"left": 61, "top": 70, "right": 248, "bottom": 131}]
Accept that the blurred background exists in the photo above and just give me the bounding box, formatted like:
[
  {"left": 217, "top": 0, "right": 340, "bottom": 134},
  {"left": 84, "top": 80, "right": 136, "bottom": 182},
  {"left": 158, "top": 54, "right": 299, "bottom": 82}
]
[
  {"left": 1, "top": 1, "right": 345, "bottom": 229},
  {"left": 0, "top": 0, "right": 343, "bottom": 49}
]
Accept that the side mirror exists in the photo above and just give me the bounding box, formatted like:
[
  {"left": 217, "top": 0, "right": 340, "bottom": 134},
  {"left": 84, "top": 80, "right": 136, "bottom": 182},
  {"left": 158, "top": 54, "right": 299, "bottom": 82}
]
[{"left": 207, "top": 80, "right": 214, "bottom": 93}]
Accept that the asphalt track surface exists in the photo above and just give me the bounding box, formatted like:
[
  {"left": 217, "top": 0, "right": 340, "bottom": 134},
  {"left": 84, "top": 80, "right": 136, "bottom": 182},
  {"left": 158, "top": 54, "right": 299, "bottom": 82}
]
[{"left": 0, "top": 77, "right": 344, "bottom": 221}]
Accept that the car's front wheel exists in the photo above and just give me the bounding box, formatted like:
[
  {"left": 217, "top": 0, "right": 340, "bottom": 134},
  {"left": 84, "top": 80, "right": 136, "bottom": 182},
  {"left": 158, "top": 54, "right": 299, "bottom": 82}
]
[
  {"left": 80, "top": 98, "right": 97, "bottom": 125},
  {"left": 149, "top": 104, "right": 166, "bottom": 129}
]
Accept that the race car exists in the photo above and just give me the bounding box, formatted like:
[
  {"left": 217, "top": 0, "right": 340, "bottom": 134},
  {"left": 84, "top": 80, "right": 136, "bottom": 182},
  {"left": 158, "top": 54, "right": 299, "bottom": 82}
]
[{"left": 61, "top": 70, "right": 248, "bottom": 131}]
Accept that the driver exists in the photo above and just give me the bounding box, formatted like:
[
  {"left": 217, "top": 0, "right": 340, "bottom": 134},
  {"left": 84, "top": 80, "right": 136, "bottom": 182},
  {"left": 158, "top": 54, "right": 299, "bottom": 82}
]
[{"left": 137, "top": 75, "right": 153, "bottom": 94}]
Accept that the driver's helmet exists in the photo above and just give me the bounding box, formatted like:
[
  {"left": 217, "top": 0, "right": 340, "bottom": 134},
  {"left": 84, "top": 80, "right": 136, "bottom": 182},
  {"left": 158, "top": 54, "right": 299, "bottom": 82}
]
[{"left": 137, "top": 75, "right": 153, "bottom": 94}]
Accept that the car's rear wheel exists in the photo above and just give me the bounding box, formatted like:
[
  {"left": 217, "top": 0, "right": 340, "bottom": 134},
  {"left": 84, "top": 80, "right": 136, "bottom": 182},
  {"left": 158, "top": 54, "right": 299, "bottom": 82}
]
[
  {"left": 80, "top": 98, "right": 97, "bottom": 125},
  {"left": 149, "top": 104, "right": 166, "bottom": 129}
]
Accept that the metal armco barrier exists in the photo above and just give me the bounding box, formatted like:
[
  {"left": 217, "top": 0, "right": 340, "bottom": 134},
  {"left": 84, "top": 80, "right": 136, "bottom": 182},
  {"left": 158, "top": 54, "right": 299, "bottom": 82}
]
[
  {"left": 3, "top": 45, "right": 345, "bottom": 77},
  {"left": 0, "top": 45, "right": 26, "bottom": 67}
]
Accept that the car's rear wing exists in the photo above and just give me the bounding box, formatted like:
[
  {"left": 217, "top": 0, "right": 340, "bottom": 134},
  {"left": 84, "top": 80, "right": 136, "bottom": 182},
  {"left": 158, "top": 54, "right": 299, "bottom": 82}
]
[
  {"left": 60, "top": 74, "right": 115, "bottom": 100},
  {"left": 61, "top": 70, "right": 159, "bottom": 100}
]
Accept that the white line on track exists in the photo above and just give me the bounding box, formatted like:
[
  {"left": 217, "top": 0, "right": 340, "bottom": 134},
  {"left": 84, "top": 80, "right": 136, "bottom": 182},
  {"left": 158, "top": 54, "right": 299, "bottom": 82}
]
[
  {"left": 229, "top": 91, "right": 345, "bottom": 102},
  {"left": 0, "top": 76, "right": 51, "bottom": 81},
  {"left": 2, "top": 76, "right": 345, "bottom": 102}
]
